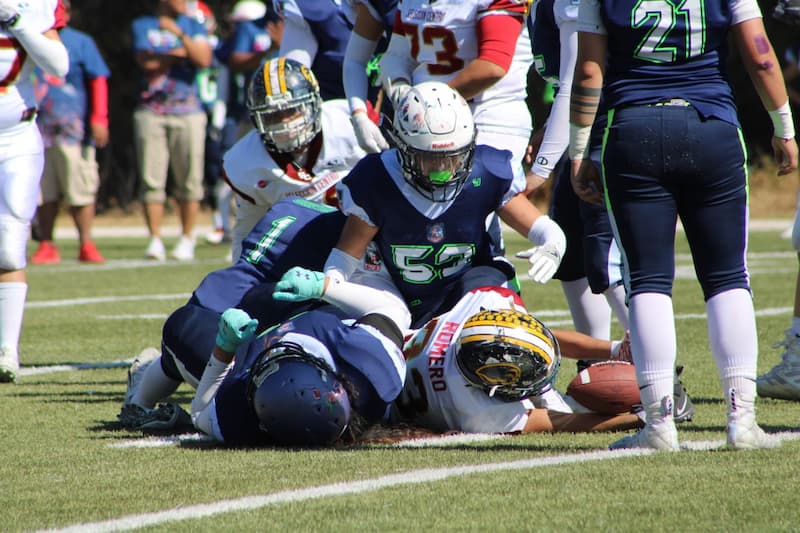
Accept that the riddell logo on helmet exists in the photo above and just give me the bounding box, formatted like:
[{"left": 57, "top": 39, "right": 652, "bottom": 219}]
[{"left": 432, "top": 141, "right": 455, "bottom": 149}]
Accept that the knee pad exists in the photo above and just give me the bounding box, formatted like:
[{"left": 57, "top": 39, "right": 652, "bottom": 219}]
[{"left": 0, "top": 215, "right": 30, "bottom": 271}]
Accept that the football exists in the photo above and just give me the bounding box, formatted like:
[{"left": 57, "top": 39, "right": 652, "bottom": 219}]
[{"left": 566, "top": 361, "right": 640, "bottom": 415}]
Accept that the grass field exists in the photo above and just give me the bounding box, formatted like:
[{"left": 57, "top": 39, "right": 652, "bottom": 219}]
[{"left": 3, "top": 222, "right": 800, "bottom": 532}]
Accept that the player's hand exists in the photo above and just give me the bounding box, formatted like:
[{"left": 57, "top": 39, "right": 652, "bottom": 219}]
[
  {"left": 91, "top": 124, "right": 109, "bottom": 149},
  {"left": 273, "top": 267, "right": 326, "bottom": 302},
  {"left": 0, "top": 0, "right": 19, "bottom": 25},
  {"left": 527, "top": 243, "right": 562, "bottom": 284},
  {"left": 351, "top": 111, "right": 389, "bottom": 153},
  {"left": 215, "top": 308, "right": 258, "bottom": 353},
  {"left": 772, "top": 136, "right": 799, "bottom": 176},
  {"left": 571, "top": 158, "right": 604, "bottom": 205}
]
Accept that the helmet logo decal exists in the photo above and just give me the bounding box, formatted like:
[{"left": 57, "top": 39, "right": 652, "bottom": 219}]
[
  {"left": 426, "top": 223, "right": 445, "bottom": 243},
  {"left": 475, "top": 363, "right": 522, "bottom": 385}
]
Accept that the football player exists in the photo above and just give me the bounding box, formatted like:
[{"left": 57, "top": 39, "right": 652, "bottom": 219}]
[
  {"left": 393, "top": 285, "right": 642, "bottom": 434},
  {"left": 123, "top": 266, "right": 408, "bottom": 447},
  {"left": 118, "top": 197, "right": 409, "bottom": 431},
  {"left": 222, "top": 57, "right": 366, "bottom": 261},
  {"left": 0, "top": 0, "right": 69, "bottom": 382},
  {"left": 569, "top": 0, "right": 797, "bottom": 450},
  {"left": 378, "top": 0, "right": 534, "bottom": 256},
  {"left": 324, "top": 82, "right": 567, "bottom": 330}
]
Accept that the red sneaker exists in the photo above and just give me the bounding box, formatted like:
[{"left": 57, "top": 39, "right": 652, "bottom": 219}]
[
  {"left": 78, "top": 241, "right": 105, "bottom": 263},
  {"left": 31, "top": 241, "right": 61, "bottom": 264}
]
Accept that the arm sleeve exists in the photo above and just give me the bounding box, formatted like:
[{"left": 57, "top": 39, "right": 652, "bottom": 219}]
[
  {"left": 9, "top": 23, "right": 68, "bottom": 77},
  {"left": 279, "top": 9, "right": 317, "bottom": 67},
  {"left": 88, "top": 76, "right": 109, "bottom": 128},
  {"left": 576, "top": 0, "right": 606, "bottom": 35},
  {"left": 476, "top": 14, "right": 524, "bottom": 71},
  {"left": 344, "top": 32, "right": 380, "bottom": 114},
  {"left": 729, "top": 0, "right": 762, "bottom": 24},
  {"left": 530, "top": 15, "right": 578, "bottom": 177}
]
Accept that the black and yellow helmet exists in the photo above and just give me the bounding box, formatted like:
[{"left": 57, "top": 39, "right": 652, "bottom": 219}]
[
  {"left": 247, "top": 57, "right": 322, "bottom": 153},
  {"left": 455, "top": 308, "right": 560, "bottom": 401}
]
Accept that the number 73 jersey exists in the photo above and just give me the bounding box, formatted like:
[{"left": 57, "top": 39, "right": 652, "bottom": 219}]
[
  {"left": 0, "top": 0, "right": 65, "bottom": 129},
  {"left": 391, "top": 0, "right": 531, "bottom": 107},
  {"left": 391, "top": 286, "right": 537, "bottom": 434}
]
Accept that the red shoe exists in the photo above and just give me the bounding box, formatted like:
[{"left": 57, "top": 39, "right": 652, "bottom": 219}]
[
  {"left": 31, "top": 241, "right": 61, "bottom": 264},
  {"left": 78, "top": 241, "right": 105, "bottom": 263}
]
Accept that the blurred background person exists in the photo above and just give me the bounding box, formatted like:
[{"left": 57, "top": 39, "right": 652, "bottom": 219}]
[
  {"left": 0, "top": 0, "right": 69, "bottom": 382},
  {"left": 206, "top": 0, "right": 283, "bottom": 248},
  {"left": 131, "top": 0, "right": 212, "bottom": 261},
  {"left": 30, "top": 0, "right": 109, "bottom": 265}
]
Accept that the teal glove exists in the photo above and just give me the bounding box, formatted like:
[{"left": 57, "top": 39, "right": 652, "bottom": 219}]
[
  {"left": 272, "top": 266, "right": 326, "bottom": 302},
  {"left": 216, "top": 308, "right": 258, "bottom": 352}
]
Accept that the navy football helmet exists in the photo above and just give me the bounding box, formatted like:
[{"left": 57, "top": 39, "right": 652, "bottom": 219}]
[
  {"left": 385, "top": 81, "right": 476, "bottom": 202},
  {"left": 455, "top": 309, "right": 560, "bottom": 401},
  {"left": 247, "top": 57, "right": 323, "bottom": 153},
  {"left": 247, "top": 341, "right": 352, "bottom": 446}
]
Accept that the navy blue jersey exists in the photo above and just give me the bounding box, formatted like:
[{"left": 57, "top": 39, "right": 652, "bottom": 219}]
[
  {"left": 191, "top": 198, "right": 345, "bottom": 314},
  {"left": 213, "top": 308, "right": 405, "bottom": 445},
  {"left": 590, "top": 0, "right": 740, "bottom": 125},
  {"left": 367, "top": 0, "right": 398, "bottom": 36},
  {"left": 292, "top": 0, "right": 353, "bottom": 100},
  {"left": 529, "top": 0, "right": 561, "bottom": 84},
  {"left": 340, "top": 145, "right": 514, "bottom": 323}
]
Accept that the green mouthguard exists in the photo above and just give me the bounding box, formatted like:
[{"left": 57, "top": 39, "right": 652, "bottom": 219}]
[{"left": 429, "top": 170, "right": 452, "bottom": 184}]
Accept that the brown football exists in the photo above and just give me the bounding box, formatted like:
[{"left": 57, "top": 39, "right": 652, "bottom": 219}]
[{"left": 566, "top": 361, "right": 640, "bottom": 415}]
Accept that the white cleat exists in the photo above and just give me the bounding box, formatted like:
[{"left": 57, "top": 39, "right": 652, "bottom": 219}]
[
  {"left": 726, "top": 420, "right": 781, "bottom": 450},
  {"left": 757, "top": 330, "right": 800, "bottom": 401},
  {"left": 125, "top": 347, "right": 161, "bottom": 405},
  {"left": 145, "top": 237, "right": 167, "bottom": 261},
  {"left": 170, "top": 235, "right": 196, "bottom": 261},
  {"left": 610, "top": 396, "right": 679, "bottom": 451},
  {"left": 0, "top": 346, "right": 19, "bottom": 383}
]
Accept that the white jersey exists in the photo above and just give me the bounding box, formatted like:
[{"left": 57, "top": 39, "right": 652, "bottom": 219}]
[
  {"left": 383, "top": 0, "right": 533, "bottom": 137},
  {"left": 393, "top": 286, "right": 568, "bottom": 433},
  {"left": 0, "top": 0, "right": 61, "bottom": 131},
  {"left": 223, "top": 99, "right": 366, "bottom": 259}
]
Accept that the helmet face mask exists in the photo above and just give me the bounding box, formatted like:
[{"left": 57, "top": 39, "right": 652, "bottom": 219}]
[
  {"left": 455, "top": 309, "right": 561, "bottom": 401},
  {"left": 247, "top": 341, "right": 351, "bottom": 447},
  {"left": 387, "top": 81, "right": 476, "bottom": 202},
  {"left": 247, "top": 58, "right": 322, "bottom": 154}
]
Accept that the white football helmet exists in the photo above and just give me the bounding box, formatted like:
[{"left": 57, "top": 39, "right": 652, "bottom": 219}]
[
  {"left": 386, "top": 81, "right": 476, "bottom": 202},
  {"left": 247, "top": 57, "right": 322, "bottom": 153}
]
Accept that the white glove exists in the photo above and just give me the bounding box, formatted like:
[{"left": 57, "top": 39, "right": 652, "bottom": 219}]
[
  {"left": 0, "top": 0, "right": 19, "bottom": 24},
  {"left": 351, "top": 112, "right": 389, "bottom": 153},
  {"left": 523, "top": 214, "right": 566, "bottom": 284},
  {"left": 526, "top": 243, "right": 562, "bottom": 283}
]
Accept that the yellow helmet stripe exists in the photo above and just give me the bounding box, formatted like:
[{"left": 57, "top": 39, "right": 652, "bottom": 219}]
[
  {"left": 263, "top": 60, "right": 274, "bottom": 97},
  {"left": 277, "top": 57, "right": 287, "bottom": 93}
]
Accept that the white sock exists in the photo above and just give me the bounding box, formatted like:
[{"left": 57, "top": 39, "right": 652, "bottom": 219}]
[
  {"left": 131, "top": 357, "right": 181, "bottom": 409},
  {"left": 706, "top": 289, "right": 758, "bottom": 388},
  {"left": 0, "top": 282, "right": 27, "bottom": 355},
  {"left": 560, "top": 278, "right": 612, "bottom": 339},
  {"left": 629, "top": 293, "right": 675, "bottom": 405},
  {"left": 604, "top": 283, "right": 630, "bottom": 331}
]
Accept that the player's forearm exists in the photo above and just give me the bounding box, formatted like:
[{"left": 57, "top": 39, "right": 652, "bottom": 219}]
[
  {"left": 10, "top": 26, "right": 67, "bottom": 78},
  {"left": 523, "top": 410, "right": 643, "bottom": 433},
  {"left": 551, "top": 329, "right": 612, "bottom": 360},
  {"left": 447, "top": 59, "right": 507, "bottom": 100}
]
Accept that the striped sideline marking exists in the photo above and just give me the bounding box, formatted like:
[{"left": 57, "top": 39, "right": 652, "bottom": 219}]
[{"left": 43, "top": 431, "right": 800, "bottom": 533}]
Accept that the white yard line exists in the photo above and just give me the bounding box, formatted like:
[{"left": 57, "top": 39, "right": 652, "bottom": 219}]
[{"left": 43, "top": 430, "right": 800, "bottom": 533}]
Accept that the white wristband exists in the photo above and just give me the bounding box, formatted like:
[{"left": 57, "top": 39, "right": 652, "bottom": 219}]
[
  {"left": 568, "top": 123, "right": 592, "bottom": 160},
  {"left": 769, "top": 102, "right": 796, "bottom": 140}
]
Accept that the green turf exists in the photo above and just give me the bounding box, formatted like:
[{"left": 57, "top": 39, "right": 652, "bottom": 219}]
[{"left": 2, "top": 228, "right": 798, "bottom": 532}]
